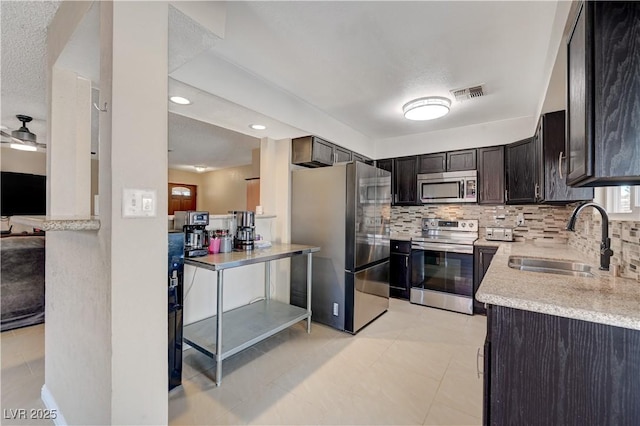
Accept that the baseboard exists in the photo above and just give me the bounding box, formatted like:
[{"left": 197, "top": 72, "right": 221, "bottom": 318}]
[{"left": 41, "top": 385, "right": 67, "bottom": 426}]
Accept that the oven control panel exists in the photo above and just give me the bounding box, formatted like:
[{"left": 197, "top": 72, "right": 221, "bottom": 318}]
[{"left": 422, "top": 218, "right": 478, "bottom": 232}]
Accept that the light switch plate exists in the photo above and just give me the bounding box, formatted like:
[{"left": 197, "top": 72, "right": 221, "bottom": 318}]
[{"left": 122, "top": 188, "right": 157, "bottom": 218}]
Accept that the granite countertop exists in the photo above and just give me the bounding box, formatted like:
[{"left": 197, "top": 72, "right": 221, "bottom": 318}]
[
  {"left": 11, "top": 215, "right": 100, "bottom": 231},
  {"left": 476, "top": 241, "right": 640, "bottom": 331},
  {"left": 184, "top": 243, "right": 320, "bottom": 271}
]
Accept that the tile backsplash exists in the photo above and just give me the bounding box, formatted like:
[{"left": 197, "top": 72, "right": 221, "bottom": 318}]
[
  {"left": 568, "top": 216, "right": 640, "bottom": 281},
  {"left": 391, "top": 204, "right": 640, "bottom": 281}
]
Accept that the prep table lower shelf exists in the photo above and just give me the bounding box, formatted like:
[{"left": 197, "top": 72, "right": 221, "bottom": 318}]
[{"left": 183, "top": 300, "right": 310, "bottom": 361}]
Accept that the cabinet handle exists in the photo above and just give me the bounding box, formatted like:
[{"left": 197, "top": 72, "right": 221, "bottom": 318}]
[
  {"left": 558, "top": 151, "right": 565, "bottom": 179},
  {"left": 476, "top": 347, "right": 484, "bottom": 379},
  {"left": 504, "top": 189, "right": 508, "bottom": 202},
  {"left": 405, "top": 257, "right": 408, "bottom": 268},
  {"left": 534, "top": 183, "right": 540, "bottom": 200}
]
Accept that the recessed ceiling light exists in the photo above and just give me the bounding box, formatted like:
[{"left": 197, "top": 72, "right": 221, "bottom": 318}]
[
  {"left": 403, "top": 96, "right": 451, "bottom": 121},
  {"left": 250, "top": 124, "right": 266, "bottom": 130},
  {"left": 170, "top": 96, "right": 191, "bottom": 105},
  {"left": 194, "top": 165, "right": 206, "bottom": 173}
]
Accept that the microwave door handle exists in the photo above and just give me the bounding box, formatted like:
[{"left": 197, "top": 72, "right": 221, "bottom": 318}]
[{"left": 460, "top": 180, "right": 465, "bottom": 199}]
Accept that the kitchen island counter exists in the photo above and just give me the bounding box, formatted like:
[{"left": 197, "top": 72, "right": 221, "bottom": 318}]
[{"left": 476, "top": 241, "right": 640, "bottom": 330}]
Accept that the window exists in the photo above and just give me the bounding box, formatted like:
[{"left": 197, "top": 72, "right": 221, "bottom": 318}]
[
  {"left": 171, "top": 186, "right": 191, "bottom": 197},
  {"left": 595, "top": 186, "right": 640, "bottom": 220}
]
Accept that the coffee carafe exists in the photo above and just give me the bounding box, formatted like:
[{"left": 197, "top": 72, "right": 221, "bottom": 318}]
[{"left": 230, "top": 210, "right": 255, "bottom": 251}]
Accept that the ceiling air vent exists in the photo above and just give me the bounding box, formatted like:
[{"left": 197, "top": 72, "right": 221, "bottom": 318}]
[{"left": 450, "top": 85, "right": 485, "bottom": 102}]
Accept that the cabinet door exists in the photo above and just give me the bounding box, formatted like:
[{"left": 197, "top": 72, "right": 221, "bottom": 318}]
[
  {"left": 394, "top": 156, "right": 419, "bottom": 205},
  {"left": 506, "top": 138, "right": 536, "bottom": 204},
  {"left": 566, "top": 2, "right": 592, "bottom": 185},
  {"left": 477, "top": 146, "right": 505, "bottom": 204},
  {"left": 540, "top": 111, "right": 594, "bottom": 202},
  {"left": 473, "top": 246, "right": 497, "bottom": 315},
  {"left": 447, "top": 149, "right": 477, "bottom": 171},
  {"left": 389, "top": 253, "right": 410, "bottom": 299},
  {"left": 333, "top": 145, "right": 352, "bottom": 163},
  {"left": 592, "top": 2, "right": 640, "bottom": 183},
  {"left": 376, "top": 158, "right": 393, "bottom": 173},
  {"left": 312, "top": 137, "right": 335, "bottom": 165},
  {"left": 353, "top": 153, "right": 374, "bottom": 165},
  {"left": 567, "top": 2, "right": 640, "bottom": 186},
  {"left": 418, "top": 152, "right": 446, "bottom": 174}
]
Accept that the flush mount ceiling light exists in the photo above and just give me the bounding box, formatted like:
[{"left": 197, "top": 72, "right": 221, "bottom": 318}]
[
  {"left": 403, "top": 97, "right": 451, "bottom": 121},
  {"left": 194, "top": 165, "right": 206, "bottom": 173},
  {"left": 169, "top": 96, "right": 191, "bottom": 105},
  {"left": 250, "top": 124, "right": 266, "bottom": 130}
]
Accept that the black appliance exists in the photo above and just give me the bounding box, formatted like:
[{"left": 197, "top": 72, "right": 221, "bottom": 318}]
[
  {"left": 174, "top": 211, "right": 210, "bottom": 257},
  {"left": 168, "top": 231, "right": 184, "bottom": 391},
  {"left": 389, "top": 239, "right": 422, "bottom": 300},
  {"left": 410, "top": 218, "right": 478, "bottom": 315}
]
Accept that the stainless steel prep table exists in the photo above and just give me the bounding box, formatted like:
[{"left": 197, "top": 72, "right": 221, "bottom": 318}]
[{"left": 184, "top": 243, "right": 319, "bottom": 386}]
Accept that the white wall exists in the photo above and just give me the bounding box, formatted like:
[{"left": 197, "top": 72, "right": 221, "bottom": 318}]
[
  {"left": 374, "top": 115, "right": 536, "bottom": 159},
  {"left": 0, "top": 148, "right": 46, "bottom": 174},
  {"left": 44, "top": 2, "right": 169, "bottom": 425},
  {"left": 44, "top": 1, "right": 111, "bottom": 424},
  {"left": 108, "top": 2, "right": 168, "bottom": 423},
  {"left": 200, "top": 164, "right": 253, "bottom": 214}
]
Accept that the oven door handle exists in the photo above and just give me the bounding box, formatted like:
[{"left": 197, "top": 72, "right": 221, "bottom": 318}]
[{"left": 411, "top": 243, "right": 474, "bottom": 254}]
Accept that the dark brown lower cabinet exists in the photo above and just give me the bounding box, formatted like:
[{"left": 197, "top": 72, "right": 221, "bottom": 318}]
[
  {"left": 473, "top": 246, "right": 497, "bottom": 315},
  {"left": 484, "top": 305, "right": 640, "bottom": 426}
]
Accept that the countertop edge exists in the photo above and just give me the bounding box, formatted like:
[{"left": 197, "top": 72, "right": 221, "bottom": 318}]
[
  {"left": 11, "top": 215, "right": 101, "bottom": 231},
  {"left": 476, "top": 241, "right": 640, "bottom": 331}
]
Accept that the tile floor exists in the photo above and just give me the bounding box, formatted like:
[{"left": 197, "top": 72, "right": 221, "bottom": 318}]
[{"left": 1, "top": 299, "right": 487, "bottom": 425}]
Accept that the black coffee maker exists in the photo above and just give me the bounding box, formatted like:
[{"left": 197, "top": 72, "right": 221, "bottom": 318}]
[{"left": 174, "top": 211, "right": 210, "bottom": 257}]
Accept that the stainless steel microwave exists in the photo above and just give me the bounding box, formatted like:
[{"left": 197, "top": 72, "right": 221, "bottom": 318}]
[{"left": 417, "top": 170, "right": 477, "bottom": 203}]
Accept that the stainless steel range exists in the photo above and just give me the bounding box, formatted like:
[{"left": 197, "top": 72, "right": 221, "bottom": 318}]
[{"left": 410, "top": 218, "right": 478, "bottom": 315}]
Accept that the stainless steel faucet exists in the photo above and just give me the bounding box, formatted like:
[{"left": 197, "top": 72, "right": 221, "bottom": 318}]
[{"left": 566, "top": 202, "right": 613, "bottom": 271}]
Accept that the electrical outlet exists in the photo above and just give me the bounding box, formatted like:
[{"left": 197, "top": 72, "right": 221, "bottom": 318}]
[
  {"left": 333, "top": 303, "right": 339, "bottom": 316},
  {"left": 515, "top": 213, "right": 525, "bottom": 227}
]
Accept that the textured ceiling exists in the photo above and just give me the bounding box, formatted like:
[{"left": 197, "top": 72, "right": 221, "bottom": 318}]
[
  {"left": 1, "top": 0, "right": 61, "bottom": 146},
  {"left": 200, "top": 1, "right": 561, "bottom": 139},
  {"left": 1, "top": 1, "right": 568, "bottom": 170},
  {"left": 168, "top": 112, "right": 260, "bottom": 172}
]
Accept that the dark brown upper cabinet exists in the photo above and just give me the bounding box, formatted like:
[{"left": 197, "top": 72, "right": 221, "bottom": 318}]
[
  {"left": 566, "top": 1, "right": 640, "bottom": 186},
  {"left": 418, "top": 152, "right": 446, "bottom": 174},
  {"left": 376, "top": 157, "right": 419, "bottom": 206},
  {"left": 477, "top": 145, "right": 505, "bottom": 204},
  {"left": 535, "top": 111, "right": 594, "bottom": 202},
  {"left": 291, "top": 136, "right": 334, "bottom": 167},
  {"left": 447, "top": 149, "right": 477, "bottom": 172},
  {"left": 393, "top": 156, "right": 419, "bottom": 205},
  {"left": 418, "top": 149, "right": 476, "bottom": 174},
  {"left": 505, "top": 137, "right": 537, "bottom": 204},
  {"left": 333, "top": 145, "right": 352, "bottom": 164}
]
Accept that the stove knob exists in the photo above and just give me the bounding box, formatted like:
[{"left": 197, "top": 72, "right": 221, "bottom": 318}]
[
  {"left": 469, "top": 223, "right": 475, "bottom": 228},
  {"left": 461, "top": 223, "right": 466, "bottom": 227}
]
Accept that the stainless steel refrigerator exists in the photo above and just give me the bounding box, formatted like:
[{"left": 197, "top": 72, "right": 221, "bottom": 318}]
[{"left": 290, "top": 161, "right": 391, "bottom": 333}]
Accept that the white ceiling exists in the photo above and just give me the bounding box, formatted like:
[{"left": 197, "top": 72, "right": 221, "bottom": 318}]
[{"left": 1, "top": 1, "right": 568, "bottom": 170}]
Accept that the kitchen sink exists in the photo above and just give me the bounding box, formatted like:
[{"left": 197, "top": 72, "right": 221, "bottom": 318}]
[{"left": 507, "top": 256, "right": 594, "bottom": 278}]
